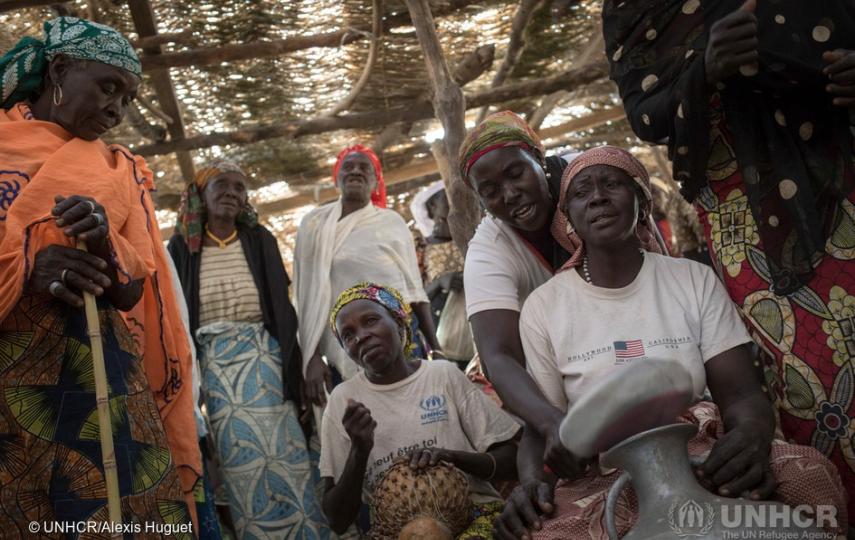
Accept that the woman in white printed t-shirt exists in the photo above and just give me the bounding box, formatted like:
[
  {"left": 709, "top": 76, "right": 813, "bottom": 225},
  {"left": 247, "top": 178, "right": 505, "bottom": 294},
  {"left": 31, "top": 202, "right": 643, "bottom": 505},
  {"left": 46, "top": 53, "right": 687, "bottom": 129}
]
[
  {"left": 494, "top": 146, "right": 848, "bottom": 540},
  {"left": 318, "top": 283, "right": 520, "bottom": 537},
  {"left": 460, "top": 111, "right": 583, "bottom": 480}
]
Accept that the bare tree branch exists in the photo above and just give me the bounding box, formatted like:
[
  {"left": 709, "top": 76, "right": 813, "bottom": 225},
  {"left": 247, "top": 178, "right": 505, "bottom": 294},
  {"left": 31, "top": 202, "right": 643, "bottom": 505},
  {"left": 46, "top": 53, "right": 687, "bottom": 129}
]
[
  {"left": 126, "top": 102, "right": 167, "bottom": 142},
  {"left": 0, "top": 0, "right": 70, "bottom": 13},
  {"left": 405, "top": 0, "right": 483, "bottom": 254},
  {"left": 528, "top": 32, "right": 604, "bottom": 129},
  {"left": 134, "top": 62, "right": 609, "bottom": 157},
  {"left": 323, "top": 0, "right": 383, "bottom": 117},
  {"left": 475, "top": 0, "right": 543, "bottom": 124},
  {"left": 138, "top": 0, "right": 483, "bottom": 72}
]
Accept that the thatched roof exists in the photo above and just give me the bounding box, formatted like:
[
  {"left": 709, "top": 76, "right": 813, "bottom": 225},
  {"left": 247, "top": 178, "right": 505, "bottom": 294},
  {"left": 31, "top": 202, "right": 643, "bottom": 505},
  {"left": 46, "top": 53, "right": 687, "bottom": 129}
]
[{"left": 1, "top": 0, "right": 704, "bottom": 266}]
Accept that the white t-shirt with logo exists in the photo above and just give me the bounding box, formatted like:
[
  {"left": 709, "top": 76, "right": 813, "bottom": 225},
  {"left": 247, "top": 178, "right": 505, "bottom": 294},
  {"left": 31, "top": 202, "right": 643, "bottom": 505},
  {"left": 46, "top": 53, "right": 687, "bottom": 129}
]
[
  {"left": 464, "top": 216, "right": 554, "bottom": 317},
  {"left": 319, "top": 360, "right": 520, "bottom": 504},
  {"left": 519, "top": 253, "right": 752, "bottom": 411}
]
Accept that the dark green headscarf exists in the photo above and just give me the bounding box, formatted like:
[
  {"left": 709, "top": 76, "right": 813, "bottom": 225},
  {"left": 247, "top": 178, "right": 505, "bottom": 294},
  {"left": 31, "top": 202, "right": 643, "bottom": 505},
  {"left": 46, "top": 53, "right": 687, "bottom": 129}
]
[{"left": 0, "top": 17, "right": 141, "bottom": 108}]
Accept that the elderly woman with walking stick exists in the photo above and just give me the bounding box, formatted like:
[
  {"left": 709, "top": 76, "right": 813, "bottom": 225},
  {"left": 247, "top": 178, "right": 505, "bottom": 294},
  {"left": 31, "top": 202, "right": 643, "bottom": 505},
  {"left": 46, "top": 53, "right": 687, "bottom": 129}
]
[{"left": 0, "top": 17, "right": 200, "bottom": 533}]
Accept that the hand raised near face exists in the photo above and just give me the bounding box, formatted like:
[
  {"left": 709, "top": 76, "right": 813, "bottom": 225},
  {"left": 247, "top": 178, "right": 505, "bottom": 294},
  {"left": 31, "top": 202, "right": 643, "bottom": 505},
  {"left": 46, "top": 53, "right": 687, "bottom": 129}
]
[{"left": 342, "top": 399, "right": 376, "bottom": 455}]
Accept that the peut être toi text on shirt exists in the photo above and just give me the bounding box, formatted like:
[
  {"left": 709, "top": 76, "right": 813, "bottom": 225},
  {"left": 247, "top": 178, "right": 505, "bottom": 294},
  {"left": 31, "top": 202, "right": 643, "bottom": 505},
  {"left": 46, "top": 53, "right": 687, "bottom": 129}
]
[{"left": 319, "top": 360, "right": 520, "bottom": 505}]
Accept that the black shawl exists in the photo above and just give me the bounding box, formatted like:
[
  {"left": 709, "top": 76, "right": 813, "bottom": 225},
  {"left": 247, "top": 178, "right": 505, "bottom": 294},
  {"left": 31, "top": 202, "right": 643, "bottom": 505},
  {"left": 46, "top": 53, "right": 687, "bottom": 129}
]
[
  {"left": 603, "top": 0, "right": 855, "bottom": 294},
  {"left": 545, "top": 154, "right": 571, "bottom": 269},
  {"left": 167, "top": 225, "right": 303, "bottom": 408}
]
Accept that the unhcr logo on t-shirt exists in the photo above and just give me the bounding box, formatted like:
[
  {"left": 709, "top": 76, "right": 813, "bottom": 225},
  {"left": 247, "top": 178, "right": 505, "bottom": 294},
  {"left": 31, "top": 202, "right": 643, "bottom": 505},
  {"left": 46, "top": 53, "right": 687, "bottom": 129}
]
[{"left": 419, "top": 395, "right": 449, "bottom": 425}]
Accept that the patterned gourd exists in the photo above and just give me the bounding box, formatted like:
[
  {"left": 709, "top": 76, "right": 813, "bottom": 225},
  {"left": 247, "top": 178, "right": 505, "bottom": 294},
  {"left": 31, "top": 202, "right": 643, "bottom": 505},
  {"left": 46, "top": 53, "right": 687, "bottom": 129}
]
[{"left": 370, "top": 458, "right": 471, "bottom": 539}]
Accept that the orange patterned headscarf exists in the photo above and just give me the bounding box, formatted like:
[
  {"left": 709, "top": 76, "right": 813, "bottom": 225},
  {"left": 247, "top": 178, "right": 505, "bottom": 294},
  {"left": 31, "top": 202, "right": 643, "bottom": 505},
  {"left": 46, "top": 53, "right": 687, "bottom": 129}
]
[
  {"left": 332, "top": 145, "right": 387, "bottom": 208},
  {"left": 174, "top": 161, "right": 257, "bottom": 253},
  {"left": 550, "top": 146, "right": 666, "bottom": 271}
]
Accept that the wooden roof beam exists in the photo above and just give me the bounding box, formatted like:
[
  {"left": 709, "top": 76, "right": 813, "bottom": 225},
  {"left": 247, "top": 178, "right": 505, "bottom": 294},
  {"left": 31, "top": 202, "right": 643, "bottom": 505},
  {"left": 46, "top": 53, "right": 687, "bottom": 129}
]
[
  {"left": 131, "top": 30, "right": 192, "bottom": 49},
  {"left": 528, "top": 32, "right": 605, "bottom": 130},
  {"left": 138, "top": 0, "right": 484, "bottom": 72},
  {"left": 134, "top": 61, "right": 610, "bottom": 156},
  {"left": 157, "top": 106, "right": 625, "bottom": 238},
  {"left": 127, "top": 0, "right": 195, "bottom": 184},
  {"left": 0, "top": 0, "right": 70, "bottom": 12},
  {"left": 321, "top": 0, "right": 382, "bottom": 117},
  {"left": 264, "top": 106, "right": 627, "bottom": 213}
]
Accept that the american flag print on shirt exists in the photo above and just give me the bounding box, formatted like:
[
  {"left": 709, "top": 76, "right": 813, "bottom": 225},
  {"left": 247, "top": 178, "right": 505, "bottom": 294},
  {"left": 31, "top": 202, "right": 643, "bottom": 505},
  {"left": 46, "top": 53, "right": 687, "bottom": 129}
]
[{"left": 614, "top": 339, "right": 645, "bottom": 360}]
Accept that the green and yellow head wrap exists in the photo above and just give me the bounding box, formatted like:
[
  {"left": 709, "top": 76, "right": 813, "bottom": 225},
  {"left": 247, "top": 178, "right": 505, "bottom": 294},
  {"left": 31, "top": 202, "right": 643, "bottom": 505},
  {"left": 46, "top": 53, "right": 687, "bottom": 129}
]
[
  {"left": 458, "top": 110, "right": 545, "bottom": 186},
  {"left": 329, "top": 282, "right": 415, "bottom": 356},
  {"left": 1, "top": 17, "right": 141, "bottom": 108}
]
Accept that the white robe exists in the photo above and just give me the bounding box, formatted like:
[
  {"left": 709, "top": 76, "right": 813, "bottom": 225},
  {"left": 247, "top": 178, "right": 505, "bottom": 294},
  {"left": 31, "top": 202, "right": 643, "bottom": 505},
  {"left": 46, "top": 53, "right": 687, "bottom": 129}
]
[{"left": 294, "top": 200, "right": 428, "bottom": 382}]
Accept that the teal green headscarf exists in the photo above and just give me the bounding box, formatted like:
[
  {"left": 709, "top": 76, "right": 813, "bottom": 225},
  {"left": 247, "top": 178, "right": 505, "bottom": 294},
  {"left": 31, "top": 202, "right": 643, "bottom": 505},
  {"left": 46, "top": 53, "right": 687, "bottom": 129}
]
[{"left": 0, "top": 17, "right": 141, "bottom": 109}]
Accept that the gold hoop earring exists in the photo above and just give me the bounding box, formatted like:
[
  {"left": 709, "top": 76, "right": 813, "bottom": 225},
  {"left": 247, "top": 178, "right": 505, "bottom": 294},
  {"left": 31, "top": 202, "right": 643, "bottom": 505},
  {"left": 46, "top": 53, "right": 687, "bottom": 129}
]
[{"left": 52, "top": 84, "right": 63, "bottom": 106}]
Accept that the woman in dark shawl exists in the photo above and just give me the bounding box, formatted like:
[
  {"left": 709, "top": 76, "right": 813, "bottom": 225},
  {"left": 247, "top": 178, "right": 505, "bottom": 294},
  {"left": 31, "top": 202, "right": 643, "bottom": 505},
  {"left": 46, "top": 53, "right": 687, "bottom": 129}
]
[
  {"left": 603, "top": 0, "right": 855, "bottom": 516},
  {"left": 167, "top": 162, "right": 330, "bottom": 538}
]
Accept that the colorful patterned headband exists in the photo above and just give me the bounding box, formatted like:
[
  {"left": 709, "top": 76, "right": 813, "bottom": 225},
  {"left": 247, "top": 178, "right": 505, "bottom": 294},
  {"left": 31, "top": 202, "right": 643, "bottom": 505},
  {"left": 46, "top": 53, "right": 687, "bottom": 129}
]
[
  {"left": 329, "top": 282, "right": 414, "bottom": 355},
  {"left": 458, "top": 110, "right": 545, "bottom": 186}
]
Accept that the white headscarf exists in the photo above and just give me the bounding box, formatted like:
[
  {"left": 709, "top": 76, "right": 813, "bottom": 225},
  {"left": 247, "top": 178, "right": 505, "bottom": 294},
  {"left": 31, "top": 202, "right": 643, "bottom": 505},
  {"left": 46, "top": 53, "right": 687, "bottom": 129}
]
[{"left": 409, "top": 181, "right": 445, "bottom": 237}]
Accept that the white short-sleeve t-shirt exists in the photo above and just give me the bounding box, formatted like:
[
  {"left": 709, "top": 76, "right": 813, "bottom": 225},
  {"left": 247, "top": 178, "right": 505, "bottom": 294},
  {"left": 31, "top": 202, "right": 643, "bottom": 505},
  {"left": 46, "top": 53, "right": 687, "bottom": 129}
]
[
  {"left": 319, "top": 360, "right": 520, "bottom": 505},
  {"left": 464, "top": 216, "right": 554, "bottom": 317},
  {"left": 519, "top": 253, "right": 752, "bottom": 411}
]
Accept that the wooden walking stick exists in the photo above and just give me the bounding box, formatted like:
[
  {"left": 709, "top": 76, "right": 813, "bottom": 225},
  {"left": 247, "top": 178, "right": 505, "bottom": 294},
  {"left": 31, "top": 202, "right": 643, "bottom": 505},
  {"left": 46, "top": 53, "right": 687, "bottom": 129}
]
[{"left": 77, "top": 240, "right": 123, "bottom": 533}]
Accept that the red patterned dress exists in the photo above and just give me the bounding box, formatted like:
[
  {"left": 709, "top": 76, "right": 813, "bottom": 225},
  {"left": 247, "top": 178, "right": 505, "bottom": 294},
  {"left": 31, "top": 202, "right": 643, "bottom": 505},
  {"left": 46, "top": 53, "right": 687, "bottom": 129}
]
[
  {"left": 695, "top": 106, "right": 855, "bottom": 505},
  {"left": 603, "top": 0, "right": 855, "bottom": 517}
]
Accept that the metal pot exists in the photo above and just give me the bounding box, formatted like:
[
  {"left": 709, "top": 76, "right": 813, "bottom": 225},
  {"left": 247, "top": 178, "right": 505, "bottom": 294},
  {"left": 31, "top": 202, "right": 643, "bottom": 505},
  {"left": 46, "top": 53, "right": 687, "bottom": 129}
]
[{"left": 601, "top": 423, "right": 827, "bottom": 539}]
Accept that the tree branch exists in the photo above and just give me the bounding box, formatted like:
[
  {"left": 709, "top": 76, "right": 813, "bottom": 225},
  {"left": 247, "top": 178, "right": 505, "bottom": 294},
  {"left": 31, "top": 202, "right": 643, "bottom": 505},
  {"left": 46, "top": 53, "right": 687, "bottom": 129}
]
[
  {"left": 131, "top": 30, "right": 192, "bottom": 49},
  {"left": 128, "top": 0, "right": 195, "bottom": 183},
  {"left": 138, "top": 0, "right": 482, "bottom": 72},
  {"left": 157, "top": 108, "right": 626, "bottom": 236},
  {"left": 373, "top": 44, "right": 494, "bottom": 154},
  {"left": 476, "top": 0, "right": 543, "bottom": 124},
  {"left": 528, "top": 32, "right": 605, "bottom": 129},
  {"left": 0, "top": 0, "right": 70, "bottom": 13},
  {"left": 404, "top": 0, "right": 479, "bottom": 254},
  {"left": 126, "top": 102, "right": 167, "bottom": 142},
  {"left": 134, "top": 62, "right": 609, "bottom": 156},
  {"left": 323, "top": 0, "right": 382, "bottom": 117}
]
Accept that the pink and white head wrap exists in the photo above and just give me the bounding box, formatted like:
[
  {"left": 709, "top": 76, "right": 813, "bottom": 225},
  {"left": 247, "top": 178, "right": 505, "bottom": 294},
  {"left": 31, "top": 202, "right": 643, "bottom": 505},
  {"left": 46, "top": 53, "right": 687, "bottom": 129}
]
[{"left": 550, "top": 146, "right": 666, "bottom": 271}]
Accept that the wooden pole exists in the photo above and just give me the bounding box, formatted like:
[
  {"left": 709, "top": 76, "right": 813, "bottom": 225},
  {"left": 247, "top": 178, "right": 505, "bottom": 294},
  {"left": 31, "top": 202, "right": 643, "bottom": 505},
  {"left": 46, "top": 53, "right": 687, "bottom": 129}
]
[
  {"left": 128, "top": 0, "right": 196, "bottom": 185},
  {"left": 323, "top": 0, "right": 382, "bottom": 117},
  {"left": 130, "top": 30, "right": 192, "bottom": 50},
  {"left": 372, "top": 44, "right": 495, "bottom": 153},
  {"left": 404, "top": 0, "right": 480, "bottom": 254},
  {"left": 157, "top": 111, "right": 629, "bottom": 238},
  {"left": 528, "top": 33, "right": 605, "bottom": 129},
  {"left": 77, "top": 240, "right": 122, "bottom": 535}
]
